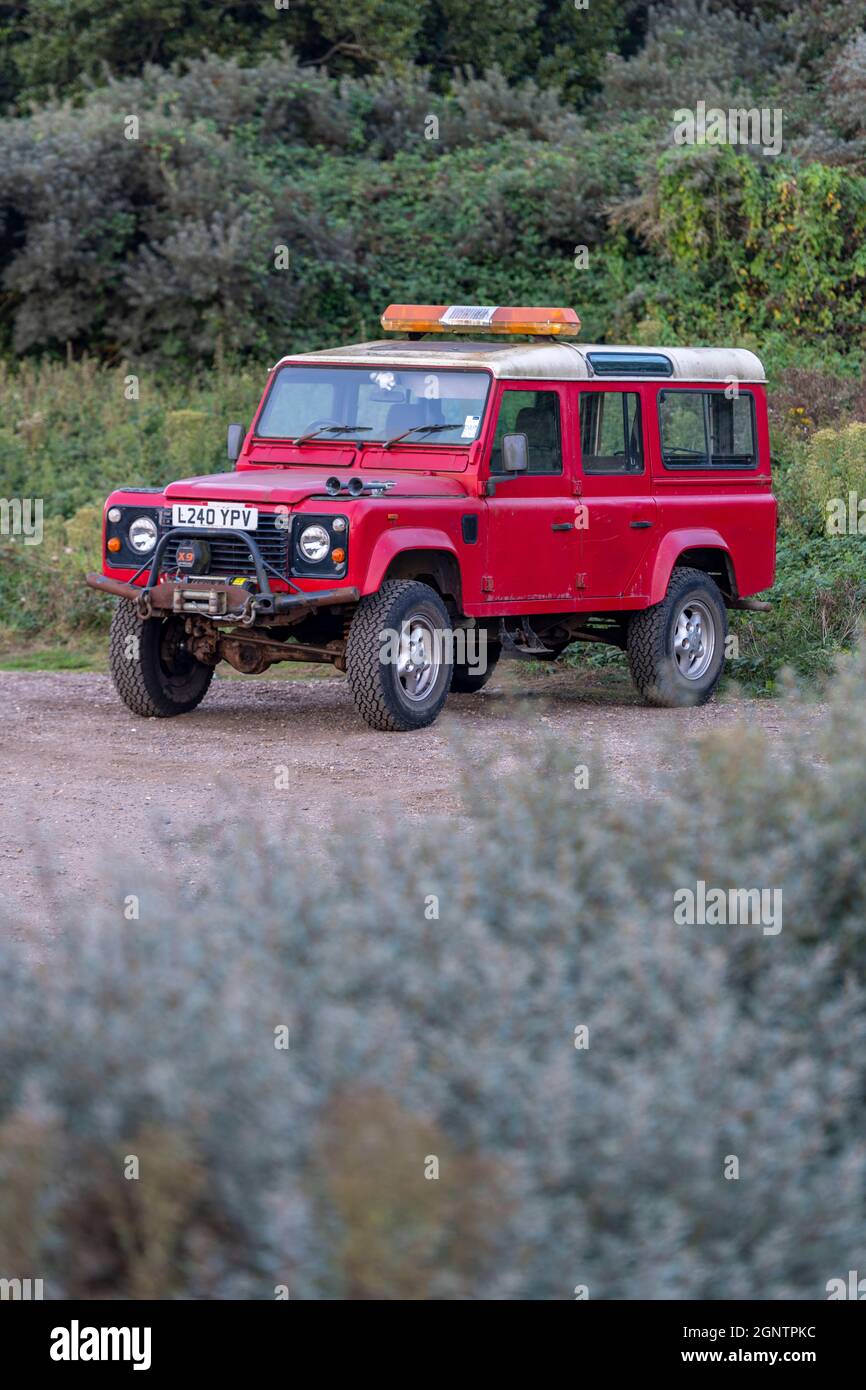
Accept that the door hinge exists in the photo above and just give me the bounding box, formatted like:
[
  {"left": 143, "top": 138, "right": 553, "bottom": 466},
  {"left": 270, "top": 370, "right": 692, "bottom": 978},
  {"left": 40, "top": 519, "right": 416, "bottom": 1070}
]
[
  {"left": 481, "top": 575, "right": 494, "bottom": 593},
  {"left": 575, "top": 573, "right": 587, "bottom": 590},
  {"left": 573, "top": 478, "right": 583, "bottom": 497}
]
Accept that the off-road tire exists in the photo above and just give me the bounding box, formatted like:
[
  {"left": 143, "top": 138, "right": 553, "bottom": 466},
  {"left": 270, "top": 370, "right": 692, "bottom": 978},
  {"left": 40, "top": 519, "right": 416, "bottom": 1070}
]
[
  {"left": 346, "top": 580, "right": 453, "bottom": 731},
  {"left": 450, "top": 642, "right": 500, "bottom": 694},
  {"left": 627, "top": 567, "right": 728, "bottom": 708},
  {"left": 109, "top": 599, "right": 214, "bottom": 717}
]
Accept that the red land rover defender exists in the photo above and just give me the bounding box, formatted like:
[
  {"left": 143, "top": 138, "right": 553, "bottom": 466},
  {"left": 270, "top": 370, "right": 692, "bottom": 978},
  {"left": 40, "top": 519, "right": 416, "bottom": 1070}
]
[{"left": 87, "top": 304, "right": 776, "bottom": 731}]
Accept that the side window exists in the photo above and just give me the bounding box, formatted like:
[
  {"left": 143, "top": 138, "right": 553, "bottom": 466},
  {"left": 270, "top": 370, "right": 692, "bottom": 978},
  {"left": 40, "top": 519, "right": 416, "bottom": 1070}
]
[
  {"left": 659, "top": 390, "right": 757, "bottom": 470},
  {"left": 658, "top": 392, "right": 708, "bottom": 467},
  {"left": 579, "top": 391, "right": 644, "bottom": 474},
  {"left": 709, "top": 391, "right": 756, "bottom": 467},
  {"left": 490, "top": 389, "right": 562, "bottom": 475}
]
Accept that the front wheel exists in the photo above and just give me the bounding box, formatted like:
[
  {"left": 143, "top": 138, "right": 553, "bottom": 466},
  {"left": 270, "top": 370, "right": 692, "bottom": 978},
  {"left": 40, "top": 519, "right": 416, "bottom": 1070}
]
[
  {"left": 346, "top": 581, "right": 453, "bottom": 731},
  {"left": 109, "top": 599, "right": 214, "bottom": 717},
  {"left": 627, "top": 568, "right": 727, "bottom": 707}
]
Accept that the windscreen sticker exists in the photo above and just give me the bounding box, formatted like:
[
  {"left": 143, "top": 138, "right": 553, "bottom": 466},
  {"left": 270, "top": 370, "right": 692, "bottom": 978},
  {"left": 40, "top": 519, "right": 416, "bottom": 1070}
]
[
  {"left": 369, "top": 370, "right": 397, "bottom": 390},
  {"left": 462, "top": 414, "right": 481, "bottom": 439}
]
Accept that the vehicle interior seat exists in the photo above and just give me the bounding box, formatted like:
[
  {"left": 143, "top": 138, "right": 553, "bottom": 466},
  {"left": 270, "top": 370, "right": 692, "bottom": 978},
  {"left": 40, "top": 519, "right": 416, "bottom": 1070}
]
[{"left": 515, "top": 403, "right": 559, "bottom": 473}]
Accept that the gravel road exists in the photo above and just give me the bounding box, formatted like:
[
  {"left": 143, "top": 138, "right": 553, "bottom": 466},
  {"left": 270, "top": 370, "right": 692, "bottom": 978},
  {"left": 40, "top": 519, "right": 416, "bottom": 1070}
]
[{"left": 0, "top": 667, "right": 827, "bottom": 950}]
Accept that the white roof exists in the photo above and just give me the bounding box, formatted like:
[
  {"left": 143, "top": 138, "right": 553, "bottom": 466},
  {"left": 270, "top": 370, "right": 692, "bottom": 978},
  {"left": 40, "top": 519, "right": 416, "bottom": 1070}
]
[{"left": 275, "top": 339, "right": 766, "bottom": 383}]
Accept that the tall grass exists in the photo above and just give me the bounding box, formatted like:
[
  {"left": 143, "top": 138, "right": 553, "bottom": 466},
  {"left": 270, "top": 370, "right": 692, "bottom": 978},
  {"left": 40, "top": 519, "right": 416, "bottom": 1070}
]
[{"left": 0, "top": 356, "right": 261, "bottom": 518}]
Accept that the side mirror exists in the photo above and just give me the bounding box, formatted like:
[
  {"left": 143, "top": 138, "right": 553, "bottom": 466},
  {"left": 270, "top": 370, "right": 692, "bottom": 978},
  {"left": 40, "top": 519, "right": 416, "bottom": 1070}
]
[
  {"left": 502, "top": 433, "right": 529, "bottom": 474},
  {"left": 227, "top": 422, "right": 245, "bottom": 462}
]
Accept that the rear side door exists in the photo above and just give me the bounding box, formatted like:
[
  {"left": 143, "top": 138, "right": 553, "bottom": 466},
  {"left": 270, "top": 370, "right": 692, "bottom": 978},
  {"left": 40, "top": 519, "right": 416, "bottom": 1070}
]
[
  {"left": 482, "top": 382, "right": 579, "bottom": 603},
  {"left": 576, "top": 384, "right": 657, "bottom": 598}
]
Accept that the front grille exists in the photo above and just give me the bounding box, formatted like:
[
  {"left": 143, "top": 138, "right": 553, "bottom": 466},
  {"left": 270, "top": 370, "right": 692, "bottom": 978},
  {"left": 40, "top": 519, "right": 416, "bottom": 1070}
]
[{"left": 159, "top": 509, "right": 290, "bottom": 579}]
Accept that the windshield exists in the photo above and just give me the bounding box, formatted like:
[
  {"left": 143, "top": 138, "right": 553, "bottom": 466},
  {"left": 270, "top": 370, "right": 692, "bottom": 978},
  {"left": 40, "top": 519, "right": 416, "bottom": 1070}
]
[{"left": 255, "top": 365, "right": 491, "bottom": 447}]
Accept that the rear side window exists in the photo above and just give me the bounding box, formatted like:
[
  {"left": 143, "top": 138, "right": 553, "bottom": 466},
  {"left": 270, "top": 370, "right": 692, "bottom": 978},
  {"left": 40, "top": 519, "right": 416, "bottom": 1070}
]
[
  {"left": 659, "top": 390, "right": 757, "bottom": 470},
  {"left": 579, "top": 391, "right": 644, "bottom": 474}
]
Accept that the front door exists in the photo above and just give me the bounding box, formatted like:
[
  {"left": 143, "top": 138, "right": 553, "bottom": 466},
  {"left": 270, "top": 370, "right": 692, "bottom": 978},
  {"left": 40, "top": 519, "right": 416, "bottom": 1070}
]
[
  {"left": 576, "top": 385, "right": 656, "bottom": 598},
  {"left": 483, "top": 384, "right": 579, "bottom": 603}
]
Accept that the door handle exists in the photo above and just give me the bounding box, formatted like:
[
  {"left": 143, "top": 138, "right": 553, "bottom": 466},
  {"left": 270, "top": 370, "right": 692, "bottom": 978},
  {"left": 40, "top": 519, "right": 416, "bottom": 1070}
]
[
  {"left": 630, "top": 520, "right": 653, "bottom": 529},
  {"left": 551, "top": 522, "right": 574, "bottom": 531}
]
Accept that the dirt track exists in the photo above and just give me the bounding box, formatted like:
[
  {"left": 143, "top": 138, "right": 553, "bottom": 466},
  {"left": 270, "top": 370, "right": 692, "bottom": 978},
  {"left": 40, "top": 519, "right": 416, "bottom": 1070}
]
[{"left": 1, "top": 667, "right": 827, "bottom": 949}]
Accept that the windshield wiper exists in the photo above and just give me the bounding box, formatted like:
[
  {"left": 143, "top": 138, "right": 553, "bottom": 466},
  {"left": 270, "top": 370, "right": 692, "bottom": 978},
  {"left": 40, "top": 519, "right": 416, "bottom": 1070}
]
[
  {"left": 295, "top": 424, "right": 373, "bottom": 446},
  {"left": 382, "top": 424, "right": 458, "bottom": 451}
]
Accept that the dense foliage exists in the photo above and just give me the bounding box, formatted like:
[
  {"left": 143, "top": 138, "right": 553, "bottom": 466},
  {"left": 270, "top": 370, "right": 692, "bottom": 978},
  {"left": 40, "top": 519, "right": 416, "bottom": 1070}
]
[
  {"left": 3, "top": 5, "right": 866, "bottom": 363},
  {"left": 2, "top": 648, "right": 866, "bottom": 1297},
  {"left": 0, "top": 1, "right": 629, "bottom": 111}
]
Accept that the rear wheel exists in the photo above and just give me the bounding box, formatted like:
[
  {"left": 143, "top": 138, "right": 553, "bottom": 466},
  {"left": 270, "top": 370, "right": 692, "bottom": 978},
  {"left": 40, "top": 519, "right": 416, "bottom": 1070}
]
[
  {"left": 627, "top": 567, "right": 727, "bottom": 707},
  {"left": 346, "top": 580, "right": 453, "bottom": 731},
  {"left": 109, "top": 599, "right": 214, "bottom": 717}
]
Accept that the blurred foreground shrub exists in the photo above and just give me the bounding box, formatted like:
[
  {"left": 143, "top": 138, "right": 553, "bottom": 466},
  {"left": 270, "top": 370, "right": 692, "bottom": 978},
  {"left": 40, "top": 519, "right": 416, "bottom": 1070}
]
[{"left": 2, "top": 652, "right": 866, "bottom": 1297}]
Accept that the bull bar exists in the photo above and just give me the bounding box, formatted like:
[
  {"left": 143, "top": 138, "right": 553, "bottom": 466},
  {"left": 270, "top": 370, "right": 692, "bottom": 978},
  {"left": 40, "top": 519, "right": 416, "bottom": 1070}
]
[{"left": 86, "top": 526, "right": 359, "bottom": 624}]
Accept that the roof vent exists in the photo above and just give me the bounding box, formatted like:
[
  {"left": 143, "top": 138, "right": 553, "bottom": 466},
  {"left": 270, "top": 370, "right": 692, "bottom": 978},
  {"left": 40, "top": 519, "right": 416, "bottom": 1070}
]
[{"left": 587, "top": 352, "right": 673, "bottom": 377}]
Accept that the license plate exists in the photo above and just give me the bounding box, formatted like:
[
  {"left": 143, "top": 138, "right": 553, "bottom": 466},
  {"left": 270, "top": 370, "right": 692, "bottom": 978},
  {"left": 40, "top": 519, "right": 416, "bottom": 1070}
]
[{"left": 172, "top": 502, "right": 258, "bottom": 530}]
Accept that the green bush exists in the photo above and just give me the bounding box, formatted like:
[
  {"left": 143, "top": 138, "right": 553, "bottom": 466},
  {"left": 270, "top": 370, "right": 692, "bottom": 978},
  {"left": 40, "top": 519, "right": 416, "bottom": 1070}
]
[
  {"left": 617, "top": 147, "right": 866, "bottom": 349},
  {"left": 0, "top": 60, "right": 624, "bottom": 363},
  {"left": 0, "top": 358, "right": 261, "bottom": 519},
  {"left": 6, "top": 45, "right": 866, "bottom": 366},
  {"left": 0, "top": 359, "right": 267, "bottom": 645},
  {"left": 730, "top": 535, "right": 866, "bottom": 688},
  {"left": 767, "top": 364, "right": 866, "bottom": 445},
  {"left": 1, "top": 2, "right": 629, "bottom": 113},
  {"left": 3, "top": 649, "right": 866, "bottom": 1297},
  {"left": 797, "top": 423, "right": 866, "bottom": 536},
  {"left": 0, "top": 504, "right": 108, "bottom": 637}
]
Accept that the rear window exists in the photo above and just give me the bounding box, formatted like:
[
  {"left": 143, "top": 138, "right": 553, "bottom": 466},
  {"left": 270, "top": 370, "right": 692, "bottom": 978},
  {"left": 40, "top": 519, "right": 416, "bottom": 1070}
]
[{"left": 659, "top": 390, "right": 757, "bottom": 470}]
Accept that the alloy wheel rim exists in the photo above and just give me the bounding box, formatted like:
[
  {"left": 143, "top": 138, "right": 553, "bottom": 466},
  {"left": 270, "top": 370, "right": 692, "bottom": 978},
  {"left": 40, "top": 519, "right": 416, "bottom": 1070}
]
[
  {"left": 396, "top": 616, "right": 440, "bottom": 702},
  {"left": 673, "top": 599, "right": 715, "bottom": 680}
]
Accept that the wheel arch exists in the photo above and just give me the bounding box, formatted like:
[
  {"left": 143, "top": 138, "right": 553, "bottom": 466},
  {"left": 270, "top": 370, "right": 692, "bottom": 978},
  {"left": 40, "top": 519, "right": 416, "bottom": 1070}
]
[
  {"left": 649, "top": 530, "right": 736, "bottom": 605},
  {"left": 369, "top": 540, "right": 463, "bottom": 613}
]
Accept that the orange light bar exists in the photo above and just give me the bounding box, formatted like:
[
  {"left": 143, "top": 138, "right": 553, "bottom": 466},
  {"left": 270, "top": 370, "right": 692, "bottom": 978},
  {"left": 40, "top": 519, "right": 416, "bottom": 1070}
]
[{"left": 381, "top": 304, "right": 581, "bottom": 337}]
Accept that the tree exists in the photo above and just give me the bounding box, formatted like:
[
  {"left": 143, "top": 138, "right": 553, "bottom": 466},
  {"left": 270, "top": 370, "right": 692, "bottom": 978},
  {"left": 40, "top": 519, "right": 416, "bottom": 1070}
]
[{"left": 310, "top": 0, "right": 423, "bottom": 69}]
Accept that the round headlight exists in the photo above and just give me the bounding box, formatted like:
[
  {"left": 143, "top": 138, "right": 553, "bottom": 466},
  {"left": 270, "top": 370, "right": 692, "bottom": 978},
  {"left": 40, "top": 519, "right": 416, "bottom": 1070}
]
[
  {"left": 107, "top": 506, "right": 122, "bottom": 523},
  {"left": 299, "top": 524, "right": 331, "bottom": 563},
  {"left": 128, "top": 515, "right": 158, "bottom": 554}
]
